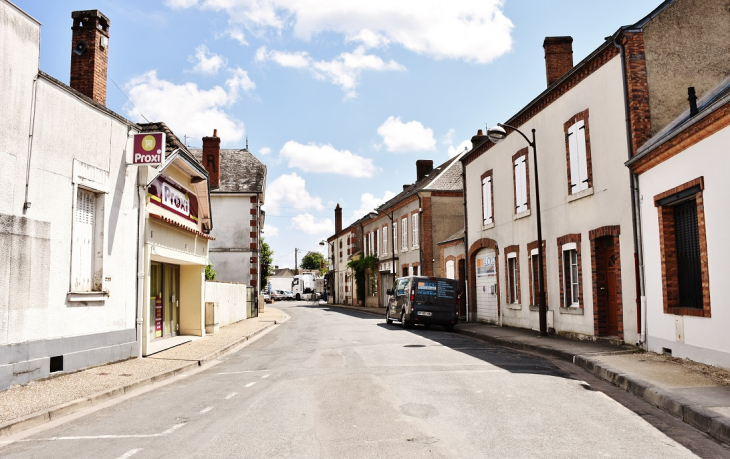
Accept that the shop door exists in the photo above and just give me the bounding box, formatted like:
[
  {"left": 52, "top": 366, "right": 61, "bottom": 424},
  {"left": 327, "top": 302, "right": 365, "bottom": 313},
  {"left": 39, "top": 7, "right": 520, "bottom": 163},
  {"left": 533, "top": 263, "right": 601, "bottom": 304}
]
[
  {"left": 475, "top": 248, "right": 498, "bottom": 324},
  {"left": 163, "top": 265, "right": 180, "bottom": 337},
  {"left": 150, "top": 263, "right": 163, "bottom": 339}
]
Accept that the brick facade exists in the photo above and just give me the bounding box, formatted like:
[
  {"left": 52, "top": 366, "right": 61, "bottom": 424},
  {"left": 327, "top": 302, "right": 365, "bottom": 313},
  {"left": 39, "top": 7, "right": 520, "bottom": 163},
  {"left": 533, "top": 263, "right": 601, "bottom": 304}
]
[
  {"left": 70, "top": 10, "right": 110, "bottom": 105},
  {"left": 504, "top": 245, "right": 520, "bottom": 304},
  {"left": 621, "top": 32, "right": 652, "bottom": 156},
  {"left": 589, "top": 226, "right": 624, "bottom": 338},
  {"left": 526, "top": 240, "right": 548, "bottom": 307},
  {"left": 421, "top": 196, "right": 434, "bottom": 276}
]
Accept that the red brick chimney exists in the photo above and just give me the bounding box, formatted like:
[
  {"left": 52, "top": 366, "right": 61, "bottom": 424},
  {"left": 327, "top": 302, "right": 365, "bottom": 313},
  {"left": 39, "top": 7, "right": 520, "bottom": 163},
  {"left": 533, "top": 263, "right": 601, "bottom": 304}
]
[
  {"left": 70, "top": 10, "right": 110, "bottom": 105},
  {"left": 416, "top": 160, "right": 433, "bottom": 182},
  {"left": 543, "top": 36, "right": 573, "bottom": 87},
  {"left": 334, "top": 204, "right": 342, "bottom": 234},
  {"left": 202, "top": 129, "right": 221, "bottom": 189}
]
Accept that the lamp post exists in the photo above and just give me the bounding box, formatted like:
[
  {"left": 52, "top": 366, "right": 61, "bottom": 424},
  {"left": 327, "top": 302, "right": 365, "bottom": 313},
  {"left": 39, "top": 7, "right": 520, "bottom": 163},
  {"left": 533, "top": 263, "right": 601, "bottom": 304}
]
[
  {"left": 487, "top": 123, "right": 547, "bottom": 336},
  {"left": 319, "top": 239, "right": 335, "bottom": 303}
]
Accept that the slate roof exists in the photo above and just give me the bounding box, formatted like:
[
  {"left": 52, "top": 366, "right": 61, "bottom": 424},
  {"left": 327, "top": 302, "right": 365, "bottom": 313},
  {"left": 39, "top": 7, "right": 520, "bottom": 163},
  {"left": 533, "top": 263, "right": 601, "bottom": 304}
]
[
  {"left": 138, "top": 122, "right": 191, "bottom": 157},
  {"left": 438, "top": 228, "right": 465, "bottom": 245},
  {"left": 190, "top": 148, "right": 267, "bottom": 194},
  {"left": 376, "top": 153, "right": 463, "bottom": 214}
]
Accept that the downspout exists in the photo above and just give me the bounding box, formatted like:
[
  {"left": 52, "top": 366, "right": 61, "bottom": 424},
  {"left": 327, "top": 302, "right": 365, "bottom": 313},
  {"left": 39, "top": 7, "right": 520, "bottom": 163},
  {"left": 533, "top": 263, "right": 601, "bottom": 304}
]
[
  {"left": 135, "top": 156, "right": 147, "bottom": 358},
  {"left": 461, "top": 156, "right": 470, "bottom": 322},
  {"left": 613, "top": 32, "right": 647, "bottom": 348},
  {"left": 417, "top": 194, "right": 423, "bottom": 276},
  {"left": 23, "top": 74, "right": 39, "bottom": 212}
]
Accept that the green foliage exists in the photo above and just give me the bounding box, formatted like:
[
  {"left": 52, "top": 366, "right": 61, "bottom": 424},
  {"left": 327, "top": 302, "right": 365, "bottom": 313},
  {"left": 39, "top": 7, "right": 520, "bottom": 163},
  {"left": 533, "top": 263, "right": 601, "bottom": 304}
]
[
  {"left": 300, "top": 251, "right": 327, "bottom": 274},
  {"left": 260, "top": 238, "right": 274, "bottom": 291},
  {"left": 205, "top": 264, "right": 217, "bottom": 281},
  {"left": 347, "top": 255, "right": 379, "bottom": 304}
]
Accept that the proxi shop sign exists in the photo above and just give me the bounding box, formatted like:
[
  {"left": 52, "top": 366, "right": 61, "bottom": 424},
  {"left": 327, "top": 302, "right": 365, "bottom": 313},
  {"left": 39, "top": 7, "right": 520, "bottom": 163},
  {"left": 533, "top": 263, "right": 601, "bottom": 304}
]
[
  {"left": 148, "top": 175, "right": 199, "bottom": 223},
  {"left": 132, "top": 132, "right": 166, "bottom": 165}
]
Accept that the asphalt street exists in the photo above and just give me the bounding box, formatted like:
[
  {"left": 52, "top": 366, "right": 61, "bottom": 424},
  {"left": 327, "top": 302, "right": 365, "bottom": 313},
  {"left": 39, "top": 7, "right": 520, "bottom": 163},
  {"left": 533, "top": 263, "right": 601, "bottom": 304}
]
[{"left": 1, "top": 302, "right": 728, "bottom": 458}]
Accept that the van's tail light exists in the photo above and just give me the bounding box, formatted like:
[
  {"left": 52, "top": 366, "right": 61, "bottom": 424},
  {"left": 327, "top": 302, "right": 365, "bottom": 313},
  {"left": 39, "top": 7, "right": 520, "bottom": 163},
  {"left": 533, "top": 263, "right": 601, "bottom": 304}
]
[
  {"left": 410, "top": 288, "right": 415, "bottom": 301},
  {"left": 456, "top": 296, "right": 460, "bottom": 306}
]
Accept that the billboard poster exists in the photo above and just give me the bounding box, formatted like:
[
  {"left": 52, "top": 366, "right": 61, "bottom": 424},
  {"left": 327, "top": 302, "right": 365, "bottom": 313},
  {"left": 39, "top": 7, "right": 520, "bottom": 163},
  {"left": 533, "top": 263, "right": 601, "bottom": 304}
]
[
  {"left": 476, "top": 255, "right": 496, "bottom": 277},
  {"left": 132, "top": 132, "right": 166, "bottom": 165},
  {"left": 155, "top": 293, "right": 163, "bottom": 338},
  {"left": 147, "top": 175, "right": 199, "bottom": 223}
]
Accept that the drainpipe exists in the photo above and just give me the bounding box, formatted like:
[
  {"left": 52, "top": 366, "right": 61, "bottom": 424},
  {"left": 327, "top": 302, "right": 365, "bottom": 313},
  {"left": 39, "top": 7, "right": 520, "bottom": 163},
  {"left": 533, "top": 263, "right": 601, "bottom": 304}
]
[
  {"left": 136, "top": 159, "right": 147, "bottom": 358},
  {"left": 613, "top": 32, "right": 647, "bottom": 348},
  {"left": 461, "top": 157, "right": 470, "bottom": 322}
]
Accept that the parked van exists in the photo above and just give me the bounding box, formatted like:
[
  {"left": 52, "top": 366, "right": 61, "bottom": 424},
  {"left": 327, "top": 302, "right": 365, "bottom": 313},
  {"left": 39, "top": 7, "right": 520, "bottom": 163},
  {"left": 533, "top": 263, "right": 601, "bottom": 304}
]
[{"left": 385, "top": 276, "right": 459, "bottom": 330}]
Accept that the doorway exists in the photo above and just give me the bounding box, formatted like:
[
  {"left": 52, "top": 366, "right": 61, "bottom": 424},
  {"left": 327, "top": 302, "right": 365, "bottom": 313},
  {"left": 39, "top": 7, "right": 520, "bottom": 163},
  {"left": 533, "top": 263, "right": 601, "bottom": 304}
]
[
  {"left": 594, "top": 236, "right": 619, "bottom": 337},
  {"left": 149, "top": 262, "right": 180, "bottom": 340}
]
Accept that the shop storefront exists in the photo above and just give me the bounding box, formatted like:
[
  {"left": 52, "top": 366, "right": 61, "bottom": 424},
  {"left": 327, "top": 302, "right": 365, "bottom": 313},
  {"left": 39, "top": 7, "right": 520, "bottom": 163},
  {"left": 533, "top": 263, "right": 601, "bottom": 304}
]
[{"left": 139, "top": 142, "right": 213, "bottom": 356}]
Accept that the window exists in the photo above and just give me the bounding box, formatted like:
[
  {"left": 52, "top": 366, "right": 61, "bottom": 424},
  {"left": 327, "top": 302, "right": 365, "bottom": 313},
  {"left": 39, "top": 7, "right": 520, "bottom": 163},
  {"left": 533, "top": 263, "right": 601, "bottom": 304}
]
[
  {"left": 513, "top": 154, "right": 528, "bottom": 213},
  {"left": 505, "top": 250, "right": 519, "bottom": 304},
  {"left": 446, "top": 260, "right": 455, "bottom": 279},
  {"left": 395, "top": 278, "right": 408, "bottom": 296},
  {"left": 401, "top": 217, "right": 408, "bottom": 251},
  {"left": 376, "top": 230, "right": 380, "bottom": 257},
  {"left": 412, "top": 213, "right": 419, "bottom": 248},
  {"left": 567, "top": 119, "right": 590, "bottom": 194},
  {"left": 409, "top": 266, "right": 413, "bottom": 276},
  {"left": 562, "top": 244, "right": 579, "bottom": 307},
  {"left": 71, "top": 187, "right": 103, "bottom": 292},
  {"left": 530, "top": 251, "right": 539, "bottom": 306},
  {"left": 393, "top": 221, "right": 398, "bottom": 254},
  {"left": 482, "top": 171, "right": 493, "bottom": 225},
  {"left": 368, "top": 232, "right": 373, "bottom": 255},
  {"left": 382, "top": 226, "right": 388, "bottom": 256},
  {"left": 655, "top": 178, "right": 710, "bottom": 317}
]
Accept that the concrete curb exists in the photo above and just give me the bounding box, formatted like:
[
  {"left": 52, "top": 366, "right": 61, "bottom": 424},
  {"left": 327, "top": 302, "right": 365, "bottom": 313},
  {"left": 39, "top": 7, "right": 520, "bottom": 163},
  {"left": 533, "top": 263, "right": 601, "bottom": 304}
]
[
  {"left": 0, "top": 315, "right": 286, "bottom": 439},
  {"left": 328, "top": 303, "right": 730, "bottom": 446}
]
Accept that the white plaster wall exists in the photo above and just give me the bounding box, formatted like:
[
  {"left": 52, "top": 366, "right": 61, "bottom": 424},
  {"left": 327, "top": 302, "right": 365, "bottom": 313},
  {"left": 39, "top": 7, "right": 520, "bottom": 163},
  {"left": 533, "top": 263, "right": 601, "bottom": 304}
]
[
  {"left": 640, "top": 123, "right": 730, "bottom": 363},
  {"left": 0, "top": 2, "right": 39, "bottom": 215},
  {"left": 205, "top": 281, "right": 248, "bottom": 326},
  {"left": 465, "top": 56, "right": 638, "bottom": 342},
  {"left": 208, "top": 194, "right": 255, "bottom": 284}
]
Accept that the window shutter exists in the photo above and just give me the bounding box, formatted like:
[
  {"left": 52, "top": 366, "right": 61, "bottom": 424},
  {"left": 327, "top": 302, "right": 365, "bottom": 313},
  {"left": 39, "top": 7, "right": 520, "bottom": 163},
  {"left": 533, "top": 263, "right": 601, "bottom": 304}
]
[
  {"left": 514, "top": 156, "right": 527, "bottom": 213},
  {"left": 412, "top": 214, "right": 419, "bottom": 247},
  {"left": 72, "top": 188, "right": 96, "bottom": 292},
  {"left": 402, "top": 217, "right": 407, "bottom": 250},
  {"left": 567, "top": 123, "right": 580, "bottom": 193},
  {"left": 383, "top": 227, "right": 387, "bottom": 255},
  {"left": 393, "top": 222, "right": 397, "bottom": 254},
  {"left": 576, "top": 120, "right": 589, "bottom": 191},
  {"left": 483, "top": 177, "right": 492, "bottom": 224}
]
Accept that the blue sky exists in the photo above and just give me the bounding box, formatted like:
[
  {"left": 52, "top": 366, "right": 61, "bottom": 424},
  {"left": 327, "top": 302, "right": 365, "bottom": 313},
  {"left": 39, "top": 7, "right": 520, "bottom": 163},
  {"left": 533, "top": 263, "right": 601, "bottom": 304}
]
[{"left": 16, "top": 0, "right": 660, "bottom": 268}]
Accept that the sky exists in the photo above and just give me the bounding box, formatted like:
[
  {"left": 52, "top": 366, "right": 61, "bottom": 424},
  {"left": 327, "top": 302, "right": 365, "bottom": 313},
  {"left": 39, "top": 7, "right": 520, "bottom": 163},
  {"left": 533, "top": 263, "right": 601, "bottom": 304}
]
[{"left": 15, "top": 0, "right": 662, "bottom": 269}]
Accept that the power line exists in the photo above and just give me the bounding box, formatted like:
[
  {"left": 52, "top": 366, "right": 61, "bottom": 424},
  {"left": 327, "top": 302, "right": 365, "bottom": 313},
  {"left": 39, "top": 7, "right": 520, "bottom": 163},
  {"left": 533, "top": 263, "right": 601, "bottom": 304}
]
[{"left": 110, "top": 76, "right": 149, "bottom": 123}]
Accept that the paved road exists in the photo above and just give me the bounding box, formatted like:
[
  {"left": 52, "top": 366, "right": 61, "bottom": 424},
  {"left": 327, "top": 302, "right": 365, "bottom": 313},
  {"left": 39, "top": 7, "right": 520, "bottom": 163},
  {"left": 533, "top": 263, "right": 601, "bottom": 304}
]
[{"left": 1, "top": 302, "right": 728, "bottom": 458}]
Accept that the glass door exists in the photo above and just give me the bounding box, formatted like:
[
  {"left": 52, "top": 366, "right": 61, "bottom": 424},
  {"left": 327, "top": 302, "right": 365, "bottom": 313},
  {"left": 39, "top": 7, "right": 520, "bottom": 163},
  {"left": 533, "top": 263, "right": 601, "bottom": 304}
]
[
  {"left": 163, "top": 265, "right": 180, "bottom": 337},
  {"left": 150, "top": 262, "right": 163, "bottom": 339}
]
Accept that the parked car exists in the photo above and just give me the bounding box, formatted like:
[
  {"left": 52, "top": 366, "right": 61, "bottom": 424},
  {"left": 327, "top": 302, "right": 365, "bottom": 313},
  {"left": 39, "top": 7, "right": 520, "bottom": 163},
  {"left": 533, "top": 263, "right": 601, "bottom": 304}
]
[
  {"left": 385, "top": 276, "right": 459, "bottom": 331},
  {"left": 272, "top": 290, "right": 286, "bottom": 301},
  {"left": 283, "top": 290, "right": 295, "bottom": 301},
  {"left": 263, "top": 291, "right": 273, "bottom": 304}
]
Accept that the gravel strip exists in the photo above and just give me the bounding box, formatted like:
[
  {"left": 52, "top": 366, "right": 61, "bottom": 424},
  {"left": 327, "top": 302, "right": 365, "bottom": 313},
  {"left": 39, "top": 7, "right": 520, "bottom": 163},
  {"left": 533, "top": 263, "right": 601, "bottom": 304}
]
[{"left": 0, "top": 308, "right": 285, "bottom": 423}]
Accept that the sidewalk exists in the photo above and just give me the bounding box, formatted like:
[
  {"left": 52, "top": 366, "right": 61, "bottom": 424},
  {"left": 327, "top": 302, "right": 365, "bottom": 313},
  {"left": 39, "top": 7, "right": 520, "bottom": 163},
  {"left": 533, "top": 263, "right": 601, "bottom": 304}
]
[
  {"left": 328, "top": 302, "right": 730, "bottom": 446},
  {"left": 0, "top": 307, "right": 286, "bottom": 438}
]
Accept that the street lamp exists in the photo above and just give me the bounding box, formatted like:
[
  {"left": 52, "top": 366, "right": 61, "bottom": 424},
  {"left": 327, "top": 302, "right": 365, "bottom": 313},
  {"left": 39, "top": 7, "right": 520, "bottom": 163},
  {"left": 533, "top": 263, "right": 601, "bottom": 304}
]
[
  {"left": 487, "top": 123, "right": 547, "bottom": 336},
  {"left": 319, "top": 239, "right": 335, "bottom": 303}
]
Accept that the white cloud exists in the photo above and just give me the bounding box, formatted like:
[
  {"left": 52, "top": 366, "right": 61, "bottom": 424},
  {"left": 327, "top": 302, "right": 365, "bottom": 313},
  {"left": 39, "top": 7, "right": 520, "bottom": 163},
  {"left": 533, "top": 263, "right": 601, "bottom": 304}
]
[
  {"left": 222, "top": 27, "right": 248, "bottom": 45},
  {"left": 256, "top": 45, "right": 404, "bottom": 98},
  {"left": 124, "top": 70, "right": 251, "bottom": 145},
  {"left": 377, "top": 116, "right": 436, "bottom": 153},
  {"left": 259, "top": 147, "right": 271, "bottom": 155},
  {"left": 447, "top": 138, "right": 472, "bottom": 158},
  {"left": 290, "top": 213, "right": 333, "bottom": 235},
  {"left": 263, "top": 223, "right": 279, "bottom": 237},
  {"left": 352, "top": 191, "right": 395, "bottom": 220},
  {"left": 280, "top": 141, "right": 376, "bottom": 178},
  {"left": 169, "top": 0, "right": 513, "bottom": 64},
  {"left": 188, "top": 45, "right": 227, "bottom": 75},
  {"left": 263, "top": 173, "right": 324, "bottom": 216},
  {"left": 226, "top": 67, "right": 256, "bottom": 98}
]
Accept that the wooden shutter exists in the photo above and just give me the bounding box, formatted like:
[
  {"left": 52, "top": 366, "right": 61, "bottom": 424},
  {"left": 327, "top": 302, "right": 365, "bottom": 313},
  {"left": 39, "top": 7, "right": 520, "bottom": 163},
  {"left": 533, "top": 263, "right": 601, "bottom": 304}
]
[
  {"left": 482, "top": 176, "right": 492, "bottom": 224},
  {"left": 576, "top": 120, "right": 589, "bottom": 192},
  {"left": 402, "top": 217, "right": 407, "bottom": 250},
  {"left": 515, "top": 156, "right": 527, "bottom": 213},
  {"left": 393, "top": 221, "right": 398, "bottom": 253},
  {"left": 72, "top": 188, "right": 96, "bottom": 292},
  {"left": 412, "top": 214, "right": 418, "bottom": 247},
  {"left": 567, "top": 123, "right": 580, "bottom": 193}
]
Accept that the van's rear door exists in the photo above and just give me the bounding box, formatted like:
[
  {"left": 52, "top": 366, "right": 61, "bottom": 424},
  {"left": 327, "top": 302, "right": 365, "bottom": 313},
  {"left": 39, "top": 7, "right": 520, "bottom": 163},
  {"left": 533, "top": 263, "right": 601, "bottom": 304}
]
[{"left": 413, "top": 278, "right": 458, "bottom": 318}]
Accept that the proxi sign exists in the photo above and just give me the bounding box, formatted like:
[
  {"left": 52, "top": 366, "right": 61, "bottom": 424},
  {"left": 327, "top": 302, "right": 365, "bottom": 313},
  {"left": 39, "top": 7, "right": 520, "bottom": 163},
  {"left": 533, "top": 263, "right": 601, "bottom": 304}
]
[{"left": 132, "top": 132, "right": 166, "bottom": 165}]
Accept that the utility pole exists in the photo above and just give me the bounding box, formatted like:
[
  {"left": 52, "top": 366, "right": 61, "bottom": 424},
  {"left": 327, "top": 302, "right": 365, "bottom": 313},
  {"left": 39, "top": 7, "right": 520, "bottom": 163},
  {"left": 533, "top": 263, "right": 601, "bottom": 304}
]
[{"left": 294, "top": 248, "right": 299, "bottom": 274}]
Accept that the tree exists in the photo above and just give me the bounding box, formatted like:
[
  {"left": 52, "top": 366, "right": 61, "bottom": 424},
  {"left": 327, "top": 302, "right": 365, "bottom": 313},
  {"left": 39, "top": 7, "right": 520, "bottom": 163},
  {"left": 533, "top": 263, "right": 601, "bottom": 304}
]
[
  {"left": 347, "top": 255, "right": 378, "bottom": 305},
  {"left": 300, "top": 251, "right": 327, "bottom": 274},
  {"left": 260, "top": 238, "right": 274, "bottom": 291},
  {"left": 205, "top": 264, "right": 217, "bottom": 281}
]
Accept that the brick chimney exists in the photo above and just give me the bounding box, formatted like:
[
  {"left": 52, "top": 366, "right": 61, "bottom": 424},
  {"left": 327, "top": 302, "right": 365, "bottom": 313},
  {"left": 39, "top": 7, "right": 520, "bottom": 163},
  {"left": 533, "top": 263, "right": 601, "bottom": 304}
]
[
  {"left": 543, "top": 36, "right": 573, "bottom": 87},
  {"left": 202, "top": 129, "right": 221, "bottom": 188},
  {"left": 471, "top": 129, "right": 486, "bottom": 149},
  {"left": 70, "top": 10, "right": 110, "bottom": 105},
  {"left": 416, "top": 160, "right": 433, "bottom": 182},
  {"left": 334, "top": 204, "right": 342, "bottom": 233}
]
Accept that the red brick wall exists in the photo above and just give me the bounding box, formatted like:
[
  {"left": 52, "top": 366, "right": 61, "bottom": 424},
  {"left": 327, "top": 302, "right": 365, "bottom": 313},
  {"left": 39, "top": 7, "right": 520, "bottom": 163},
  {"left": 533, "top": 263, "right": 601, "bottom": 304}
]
[
  {"left": 70, "top": 11, "right": 110, "bottom": 105},
  {"left": 543, "top": 36, "right": 574, "bottom": 87},
  {"left": 421, "top": 196, "right": 433, "bottom": 275},
  {"left": 202, "top": 134, "right": 221, "bottom": 188},
  {"left": 621, "top": 32, "right": 652, "bottom": 156}
]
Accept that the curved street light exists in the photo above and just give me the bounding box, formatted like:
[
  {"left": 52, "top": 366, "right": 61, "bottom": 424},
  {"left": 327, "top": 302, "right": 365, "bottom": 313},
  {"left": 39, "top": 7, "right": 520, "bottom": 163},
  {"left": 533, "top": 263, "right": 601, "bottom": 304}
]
[{"left": 487, "top": 123, "right": 547, "bottom": 336}]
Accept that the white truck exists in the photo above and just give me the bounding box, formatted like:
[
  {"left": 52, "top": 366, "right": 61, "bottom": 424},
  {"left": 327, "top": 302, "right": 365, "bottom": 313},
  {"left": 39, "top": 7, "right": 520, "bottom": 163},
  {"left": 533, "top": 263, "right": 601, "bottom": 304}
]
[{"left": 291, "top": 272, "right": 318, "bottom": 300}]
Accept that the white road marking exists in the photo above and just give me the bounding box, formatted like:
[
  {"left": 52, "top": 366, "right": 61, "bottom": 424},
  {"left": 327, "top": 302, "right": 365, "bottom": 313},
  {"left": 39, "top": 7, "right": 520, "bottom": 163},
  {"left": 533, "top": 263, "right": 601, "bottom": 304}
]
[
  {"left": 200, "top": 407, "right": 214, "bottom": 414},
  {"left": 261, "top": 374, "right": 270, "bottom": 379},
  {"left": 217, "top": 370, "right": 255, "bottom": 375},
  {"left": 225, "top": 392, "right": 238, "bottom": 400},
  {"left": 115, "top": 448, "right": 143, "bottom": 459},
  {"left": 23, "top": 423, "right": 185, "bottom": 441},
  {"left": 245, "top": 382, "right": 256, "bottom": 388}
]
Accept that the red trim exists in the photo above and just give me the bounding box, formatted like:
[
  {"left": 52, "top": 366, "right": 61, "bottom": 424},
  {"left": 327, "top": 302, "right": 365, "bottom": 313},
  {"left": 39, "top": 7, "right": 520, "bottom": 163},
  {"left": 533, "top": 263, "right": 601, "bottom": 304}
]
[{"left": 149, "top": 213, "right": 215, "bottom": 240}]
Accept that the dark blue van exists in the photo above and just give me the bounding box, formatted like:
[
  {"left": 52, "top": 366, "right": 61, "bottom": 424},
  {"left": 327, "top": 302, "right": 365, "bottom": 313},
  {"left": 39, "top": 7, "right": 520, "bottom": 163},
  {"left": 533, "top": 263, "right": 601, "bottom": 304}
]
[{"left": 385, "top": 276, "right": 459, "bottom": 330}]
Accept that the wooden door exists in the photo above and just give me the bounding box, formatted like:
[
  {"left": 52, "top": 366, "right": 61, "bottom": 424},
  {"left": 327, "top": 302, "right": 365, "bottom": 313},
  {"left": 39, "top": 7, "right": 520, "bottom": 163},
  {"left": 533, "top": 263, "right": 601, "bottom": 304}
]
[{"left": 604, "top": 248, "right": 618, "bottom": 336}]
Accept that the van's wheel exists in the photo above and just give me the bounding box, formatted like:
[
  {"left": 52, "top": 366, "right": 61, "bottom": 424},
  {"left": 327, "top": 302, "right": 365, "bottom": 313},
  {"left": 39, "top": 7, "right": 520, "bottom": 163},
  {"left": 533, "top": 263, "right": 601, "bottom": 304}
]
[
  {"left": 401, "top": 311, "right": 409, "bottom": 329},
  {"left": 386, "top": 308, "right": 393, "bottom": 325},
  {"left": 296, "top": 294, "right": 301, "bottom": 301}
]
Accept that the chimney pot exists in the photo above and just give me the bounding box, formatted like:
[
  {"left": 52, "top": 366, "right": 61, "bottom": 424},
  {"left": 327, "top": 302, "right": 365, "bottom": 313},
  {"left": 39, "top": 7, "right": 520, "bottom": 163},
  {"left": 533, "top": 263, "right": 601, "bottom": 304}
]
[
  {"left": 213, "top": 129, "right": 218, "bottom": 137},
  {"left": 416, "top": 160, "right": 434, "bottom": 182},
  {"left": 543, "top": 36, "right": 573, "bottom": 87},
  {"left": 477, "top": 129, "right": 483, "bottom": 136},
  {"left": 70, "top": 10, "right": 111, "bottom": 105}
]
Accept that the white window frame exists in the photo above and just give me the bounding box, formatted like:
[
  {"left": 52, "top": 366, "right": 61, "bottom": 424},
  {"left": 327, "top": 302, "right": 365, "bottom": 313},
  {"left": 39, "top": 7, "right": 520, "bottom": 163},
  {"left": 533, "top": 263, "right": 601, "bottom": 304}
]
[
  {"left": 401, "top": 217, "right": 408, "bottom": 252},
  {"left": 382, "top": 226, "right": 388, "bottom": 256},
  {"left": 482, "top": 175, "right": 493, "bottom": 225},
  {"left": 507, "top": 252, "right": 518, "bottom": 304},
  {"left": 514, "top": 155, "right": 528, "bottom": 214},
  {"left": 412, "top": 213, "right": 419, "bottom": 248},
  {"left": 567, "top": 120, "right": 590, "bottom": 194},
  {"left": 369, "top": 232, "right": 373, "bottom": 256},
  {"left": 70, "top": 186, "right": 105, "bottom": 294},
  {"left": 446, "top": 260, "right": 455, "bottom": 279},
  {"left": 376, "top": 230, "right": 380, "bottom": 257},
  {"left": 393, "top": 221, "right": 398, "bottom": 254},
  {"left": 561, "top": 242, "right": 579, "bottom": 307},
  {"left": 530, "top": 248, "right": 539, "bottom": 306}
]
